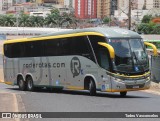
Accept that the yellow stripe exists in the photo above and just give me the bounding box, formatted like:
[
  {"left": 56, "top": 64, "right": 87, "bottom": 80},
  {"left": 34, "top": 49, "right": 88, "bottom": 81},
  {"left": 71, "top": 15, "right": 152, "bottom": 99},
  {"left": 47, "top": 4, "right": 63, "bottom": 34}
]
[
  {"left": 106, "top": 87, "right": 150, "bottom": 92},
  {"left": 4, "top": 32, "right": 104, "bottom": 44},
  {"left": 67, "top": 86, "right": 84, "bottom": 90},
  {"left": 5, "top": 81, "right": 13, "bottom": 85},
  {"left": 107, "top": 71, "right": 150, "bottom": 78}
]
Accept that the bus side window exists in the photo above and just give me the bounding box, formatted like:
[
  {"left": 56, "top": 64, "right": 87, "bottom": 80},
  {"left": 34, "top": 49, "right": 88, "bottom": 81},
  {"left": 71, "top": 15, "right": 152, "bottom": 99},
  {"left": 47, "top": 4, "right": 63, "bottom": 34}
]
[
  {"left": 4, "top": 43, "right": 24, "bottom": 58},
  {"left": 59, "top": 38, "right": 71, "bottom": 56},
  {"left": 70, "top": 36, "right": 95, "bottom": 62},
  {"left": 4, "top": 44, "right": 11, "bottom": 58},
  {"left": 44, "top": 39, "right": 58, "bottom": 56},
  {"left": 24, "top": 41, "right": 43, "bottom": 57},
  {"left": 99, "top": 48, "right": 110, "bottom": 70},
  {"left": 88, "top": 35, "right": 110, "bottom": 70}
]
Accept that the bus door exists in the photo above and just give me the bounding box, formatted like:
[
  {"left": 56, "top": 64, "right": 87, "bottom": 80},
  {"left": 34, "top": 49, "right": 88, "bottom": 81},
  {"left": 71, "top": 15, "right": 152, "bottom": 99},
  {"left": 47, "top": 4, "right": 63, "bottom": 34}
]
[{"left": 97, "top": 47, "right": 112, "bottom": 92}]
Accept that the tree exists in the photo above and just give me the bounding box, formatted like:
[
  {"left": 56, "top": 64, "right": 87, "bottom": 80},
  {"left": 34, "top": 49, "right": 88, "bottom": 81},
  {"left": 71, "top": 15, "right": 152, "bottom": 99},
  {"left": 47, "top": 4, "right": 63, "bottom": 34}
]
[
  {"left": 60, "top": 13, "right": 77, "bottom": 29},
  {"left": 137, "top": 22, "right": 155, "bottom": 34},
  {"left": 0, "top": 15, "right": 5, "bottom": 26},
  {"left": 18, "top": 13, "right": 30, "bottom": 27},
  {"left": 44, "top": 13, "right": 57, "bottom": 27},
  {"left": 103, "top": 16, "right": 110, "bottom": 24},
  {"left": 29, "top": 16, "right": 44, "bottom": 27},
  {"left": 3, "top": 14, "right": 16, "bottom": 27},
  {"left": 141, "top": 15, "right": 152, "bottom": 23},
  {"left": 151, "top": 24, "right": 160, "bottom": 34}
]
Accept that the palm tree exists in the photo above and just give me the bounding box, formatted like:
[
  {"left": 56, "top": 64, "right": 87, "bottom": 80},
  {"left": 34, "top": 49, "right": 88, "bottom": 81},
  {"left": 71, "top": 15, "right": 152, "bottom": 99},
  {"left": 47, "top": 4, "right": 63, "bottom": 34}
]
[
  {"left": 3, "top": 14, "right": 16, "bottom": 27},
  {"left": 44, "top": 13, "right": 57, "bottom": 27},
  {"left": 18, "top": 13, "right": 30, "bottom": 27},
  {"left": 29, "top": 16, "right": 44, "bottom": 27},
  {"left": 61, "top": 13, "right": 77, "bottom": 29},
  {"left": 0, "top": 15, "right": 5, "bottom": 26}
]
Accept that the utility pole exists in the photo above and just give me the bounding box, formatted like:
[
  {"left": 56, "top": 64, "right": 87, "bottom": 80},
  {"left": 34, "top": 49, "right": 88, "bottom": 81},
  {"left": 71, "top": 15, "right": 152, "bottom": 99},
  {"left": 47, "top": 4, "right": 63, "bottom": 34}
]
[{"left": 128, "top": 0, "right": 131, "bottom": 30}]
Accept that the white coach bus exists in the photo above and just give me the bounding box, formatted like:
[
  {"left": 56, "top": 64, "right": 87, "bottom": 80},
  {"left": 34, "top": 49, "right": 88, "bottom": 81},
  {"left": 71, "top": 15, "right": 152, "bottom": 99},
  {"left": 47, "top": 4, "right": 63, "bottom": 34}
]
[{"left": 3, "top": 27, "right": 157, "bottom": 96}]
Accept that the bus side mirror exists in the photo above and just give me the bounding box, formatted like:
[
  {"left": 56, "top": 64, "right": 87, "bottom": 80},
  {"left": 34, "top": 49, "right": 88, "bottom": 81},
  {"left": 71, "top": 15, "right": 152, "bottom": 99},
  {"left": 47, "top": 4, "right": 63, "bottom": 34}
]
[
  {"left": 98, "top": 42, "right": 115, "bottom": 59},
  {"left": 144, "top": 42, "right": 158, "bottom": 56}
]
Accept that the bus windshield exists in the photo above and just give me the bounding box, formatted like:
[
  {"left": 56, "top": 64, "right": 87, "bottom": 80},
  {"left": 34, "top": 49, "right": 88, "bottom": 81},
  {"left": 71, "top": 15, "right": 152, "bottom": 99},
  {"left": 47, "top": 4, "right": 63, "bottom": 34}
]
[{"left": 108, "top": 38, "right": 149, "bottom": 74}]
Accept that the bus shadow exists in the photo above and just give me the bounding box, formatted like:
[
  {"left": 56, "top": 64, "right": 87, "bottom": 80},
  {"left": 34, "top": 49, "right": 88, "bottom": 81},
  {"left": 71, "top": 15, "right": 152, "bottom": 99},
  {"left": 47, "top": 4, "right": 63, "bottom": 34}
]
[{"left": 7, "top": 87, "right": 151, "bottom": 99}]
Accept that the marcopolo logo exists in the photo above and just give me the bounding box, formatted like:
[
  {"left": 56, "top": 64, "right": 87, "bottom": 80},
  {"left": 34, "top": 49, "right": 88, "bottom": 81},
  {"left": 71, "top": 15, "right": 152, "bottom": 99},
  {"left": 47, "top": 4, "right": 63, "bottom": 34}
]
[{"left": 70, "top": 57, "right": 81, "bottom": 77}]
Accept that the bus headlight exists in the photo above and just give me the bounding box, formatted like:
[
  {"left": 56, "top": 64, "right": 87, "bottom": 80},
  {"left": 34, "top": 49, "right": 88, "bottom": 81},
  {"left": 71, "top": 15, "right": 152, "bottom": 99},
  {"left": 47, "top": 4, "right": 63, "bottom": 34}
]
[{"left": 146, "top": 77, "right": 150, "bottom": 82}]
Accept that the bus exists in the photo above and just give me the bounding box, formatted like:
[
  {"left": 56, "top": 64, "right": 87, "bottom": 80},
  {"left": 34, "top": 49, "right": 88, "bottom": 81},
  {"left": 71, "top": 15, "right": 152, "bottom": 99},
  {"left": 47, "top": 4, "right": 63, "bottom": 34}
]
[{"left": 3, "top": 27, "right": 157, "bottom": 96}]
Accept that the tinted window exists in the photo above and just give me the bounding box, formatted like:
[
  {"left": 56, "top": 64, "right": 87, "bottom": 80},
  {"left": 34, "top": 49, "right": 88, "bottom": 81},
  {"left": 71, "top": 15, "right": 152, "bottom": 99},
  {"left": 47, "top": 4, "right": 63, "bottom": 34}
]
[
  {"left": 89, "top": 35, "right": 110, "bottom": 70},
  {"left": 44, "top": 39, "right": 59, "bottom": 56},
  {"left": 4, "top": 43, "right": 24, "bottom": 58},
  {"left": 4, "top": 35, "right": 95, "bottom": 61},
  {"left": 44, "top": 36, "right": 95, "bottom": 61},
  {"left": 24, "top": 41, "right": 44, "bottom": 57}
]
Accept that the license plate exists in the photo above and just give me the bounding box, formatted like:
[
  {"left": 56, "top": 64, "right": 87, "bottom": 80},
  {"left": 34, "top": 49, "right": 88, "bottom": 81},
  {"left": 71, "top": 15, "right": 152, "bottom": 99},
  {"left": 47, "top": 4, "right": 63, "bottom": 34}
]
[{"left": 133, "top": 86, "right": 139, "bottom": 89}]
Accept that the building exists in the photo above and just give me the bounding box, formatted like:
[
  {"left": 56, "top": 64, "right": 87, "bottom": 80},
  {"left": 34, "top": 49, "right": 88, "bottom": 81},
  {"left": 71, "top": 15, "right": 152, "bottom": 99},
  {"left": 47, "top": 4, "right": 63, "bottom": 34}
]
[
  {"left": 0, "top": 1, "right": 2, "bottom": 12},
  {"left": 97, "top": 0, "right": 117, "bottom": 19},
  {"left": 1, "top": 0, "right": 13, "bottom": 11},
  {"left": 64, "top": 0, "right": 75, "bottom": 8},
  {"left": 43, "top": 0, "right": 64, "bottom": 5},
  {"left": 30, "top": 11, "right": 51, "bottom": 17},
  {"left": 75, "top": 0, "right": 97, "bottom": 19},
  {"left": 115, "top": 0, "right": 160, "bottom": 20},
  {"left": 118, "top": 0, "right": 160, "bottom": 11},
  {"left": 97, "top": 0, "right": 109, "bottom": 19}
]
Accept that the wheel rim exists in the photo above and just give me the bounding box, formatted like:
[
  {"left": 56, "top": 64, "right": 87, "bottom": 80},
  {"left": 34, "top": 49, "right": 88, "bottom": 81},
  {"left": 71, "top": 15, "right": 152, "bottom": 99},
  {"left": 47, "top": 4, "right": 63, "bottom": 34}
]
[
  {"left": 28, "top": 79, "right": 32, "bottom": 90},
  {"left": 89, "top": 81, "right": 92, "bottom": 91},
  {"left": 19, "top": 79, "right": 23, "bottom": 88}
]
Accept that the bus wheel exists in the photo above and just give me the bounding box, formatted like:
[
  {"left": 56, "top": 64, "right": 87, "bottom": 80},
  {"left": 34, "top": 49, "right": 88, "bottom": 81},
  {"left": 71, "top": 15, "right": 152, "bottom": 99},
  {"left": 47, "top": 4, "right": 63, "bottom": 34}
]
[
  {"left": 120, "top": 91, "right": 127, "bottom": 97},
  {"left": 26, "top": 76, "right": 34, "bottom": 91},
  {"left": 18, "top": 76, "right": 26, "bottom": 91},
  {"left": 89, "top": 79, "right": 96, "bottom": 96}
]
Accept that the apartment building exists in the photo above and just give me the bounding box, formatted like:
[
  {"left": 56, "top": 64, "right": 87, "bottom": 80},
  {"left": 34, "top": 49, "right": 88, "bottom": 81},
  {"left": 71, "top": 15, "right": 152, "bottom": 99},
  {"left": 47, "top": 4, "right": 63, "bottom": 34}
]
[
  {"left": 64, "top": 0, "right": 75, "bottom": 8},
  {"left": 118, "top": 0, "right": 160, "bottom": 11},
  {"left": 1, "top": 0, "right": 13, "bottom": 11},
  {"left": 43, "top": 0, "right": 64, "bottom": 5},
  {"left": 97, "top": 0, "right": 117, "bottom": 19},
  {"left": 75, "top": 0, "right": 97, "bottom": 19}
]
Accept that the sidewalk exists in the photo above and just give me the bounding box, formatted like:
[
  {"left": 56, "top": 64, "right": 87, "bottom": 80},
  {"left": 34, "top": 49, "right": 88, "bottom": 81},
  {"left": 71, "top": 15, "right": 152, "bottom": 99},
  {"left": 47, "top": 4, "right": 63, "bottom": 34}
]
[
  {"left": 0, "top": 92, "right": 19, "bottom": 121},
  {"left": 0, "top": 68, "right": 4, "bottom": 83},
  {"left": 142, "top": 82, "right": 160, "bottom": 95}
]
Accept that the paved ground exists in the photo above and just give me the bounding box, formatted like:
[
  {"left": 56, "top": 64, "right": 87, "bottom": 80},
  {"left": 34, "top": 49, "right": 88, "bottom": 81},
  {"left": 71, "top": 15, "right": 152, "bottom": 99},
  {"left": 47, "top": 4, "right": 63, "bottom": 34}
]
[{"left": 0, "top": 83, "right": 160, "bottom": 121}]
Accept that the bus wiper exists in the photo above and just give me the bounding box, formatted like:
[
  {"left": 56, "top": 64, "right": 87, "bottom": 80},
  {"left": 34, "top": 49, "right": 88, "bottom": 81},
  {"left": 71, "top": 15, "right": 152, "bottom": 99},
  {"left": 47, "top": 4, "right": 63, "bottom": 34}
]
[{"left": 132, "top": 51, "right": 145, "bottom": 72}]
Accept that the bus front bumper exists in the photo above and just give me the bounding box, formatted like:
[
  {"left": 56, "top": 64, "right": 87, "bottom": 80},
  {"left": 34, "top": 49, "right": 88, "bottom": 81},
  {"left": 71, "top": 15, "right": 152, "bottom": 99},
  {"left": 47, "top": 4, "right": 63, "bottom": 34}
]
[{"left": 103, "top": 77, "right": 151, "bottom": 92}]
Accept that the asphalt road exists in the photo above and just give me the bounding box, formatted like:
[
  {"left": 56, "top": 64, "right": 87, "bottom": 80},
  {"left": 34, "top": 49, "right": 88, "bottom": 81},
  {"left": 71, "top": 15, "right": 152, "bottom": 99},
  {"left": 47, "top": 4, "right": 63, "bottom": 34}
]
[{"left": 0, "top": 83, "right": 160, "bottom": 121}]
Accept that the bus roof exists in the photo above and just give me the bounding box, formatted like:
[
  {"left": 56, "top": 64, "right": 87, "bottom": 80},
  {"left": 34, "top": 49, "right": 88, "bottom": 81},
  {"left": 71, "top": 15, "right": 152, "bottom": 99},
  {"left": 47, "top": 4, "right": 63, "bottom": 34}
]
[
  {"left": 41, "top": 27, "right": 141, "bottom": 39},
  {"left": 4, "top": 27, "right": 141, "bottom": 44}
]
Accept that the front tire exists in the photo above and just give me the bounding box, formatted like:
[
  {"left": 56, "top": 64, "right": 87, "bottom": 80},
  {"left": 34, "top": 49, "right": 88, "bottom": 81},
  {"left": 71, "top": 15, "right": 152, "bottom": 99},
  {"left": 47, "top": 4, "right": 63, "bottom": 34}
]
[
  {"left": 26, "top": 76, "right": 34, "bottom": 91},
  {"left": 18, "top": 76, "right": 26, "bottom": 91},
  {"left": 89, "top": 79, "right": 96, "bottom": 96}
]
